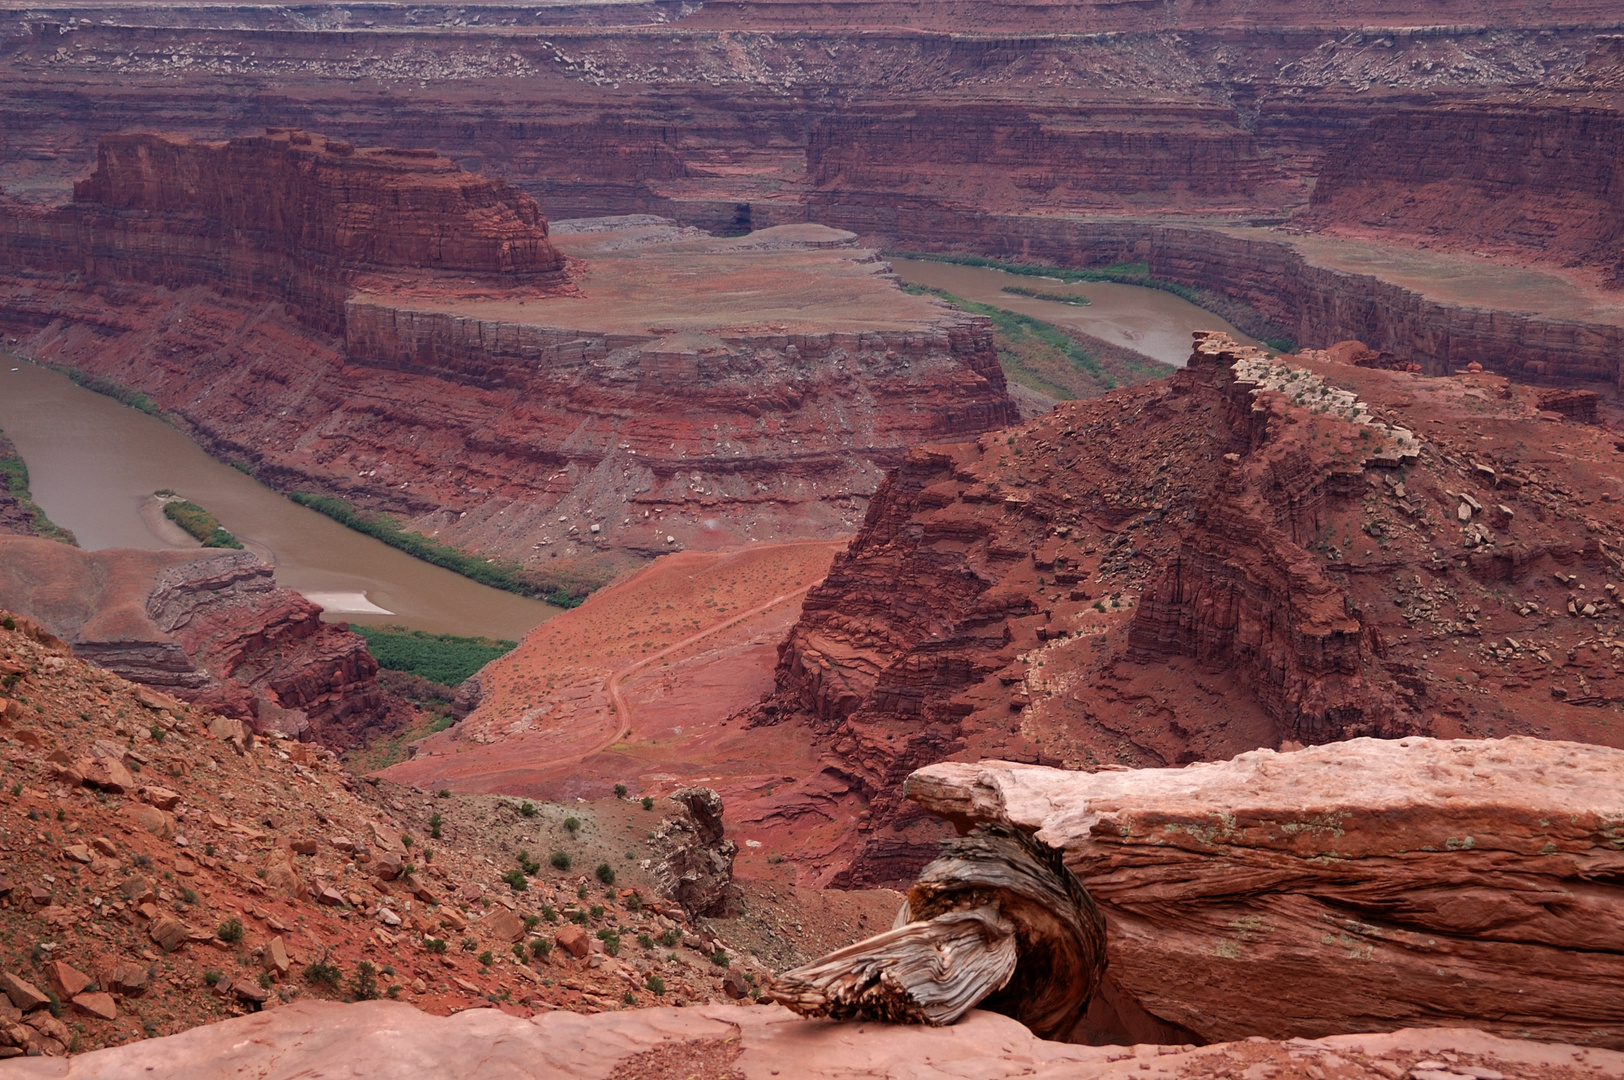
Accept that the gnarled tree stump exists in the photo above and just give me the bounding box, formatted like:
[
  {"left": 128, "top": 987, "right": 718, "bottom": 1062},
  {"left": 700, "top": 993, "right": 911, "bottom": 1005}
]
[{"left": 768, "top": 824, "right": 1106, "bottom": 1040}]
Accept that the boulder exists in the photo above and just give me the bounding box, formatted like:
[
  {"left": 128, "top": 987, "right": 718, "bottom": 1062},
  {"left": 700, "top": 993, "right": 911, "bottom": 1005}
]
[
  {"left": 71, "top": 992, "right": 118, "bottom": 1021},
  {"left": 483, "top": 910, "right": 524, "bottom": 944},
  {"left": 264, "top": 936, "right": 290, "bottom": 977},
  {"left": 149, "top": 916, "right": 191, "bottom": 953},
  {"left": 906, "top": 737, "right": 1624, "bottom": 1048},
  {"left": 107, "top": 963, "right": 149, "bottom": 997},
  {"left": 121, "top": 802, "right": 175, "bottom": 838},
  {"left": 47, "top": 962, "right": 91, "bottom": 999},
  {"left": 554, "top": 925, "right": 589, "bottom": 960},
  {"left": 79, "top": 755, "right": 135, "bottom": 794},
  {"left": 138, "top": 786, "right": 183, "bottom": 811},
  {"left": 262, "top": 848, "right": 303, "bottom": 901},
  {"left": 0, "top": 973, "right": 49, "bottom": 1012}
]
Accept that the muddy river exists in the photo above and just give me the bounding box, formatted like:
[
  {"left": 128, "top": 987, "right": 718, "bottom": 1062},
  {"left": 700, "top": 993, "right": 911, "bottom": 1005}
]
[
  {"left": 890, "top": 257, "right": 1259, "bottom": 367},
  {"left": 0, "top": 358, "right": 558, "bottom": 641}
]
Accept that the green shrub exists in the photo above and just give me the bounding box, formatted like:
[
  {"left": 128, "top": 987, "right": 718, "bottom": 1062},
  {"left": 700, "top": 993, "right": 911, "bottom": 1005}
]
[
  {"left": 645, "top": 975, "right": 665, "bottom": 995},
  {"left": 640, "top": 797, "right": 655, "bottom": 811},
  {"left": 637, "top": 933, "right": 653, "bottom": 949},
  {"left": 287, "top": 492, "right": 602, "bottom": 604},
  {"left": 594, "top": 862, "right": 616, "bottom": 886},
  {"left": 350, "top": 625, "right": 516, "bottom": 686},
  {"left": 541, "top": 905, "right": 557, "bottom": 923},
  {"left": 161, "top": 498, "right": 244, "bottom": 549},
  {"left": 424, "top": 937, "right": 448, "bottom": 954},
  {"left": 589, "top": 905, "right": 604, "bottom": 920},
  {"left": 613, "top": 784, "right": 627, "bottom": 797},
  {"left": 563, "top": 816, "right": 581, "bottom": 834},
  {"left": 477, "top": 950, "right": 494, "bottom": 968},
  {"left": 216, "top": 917, "right": 244, "bottom": 943},
  {"left": 348, "top": 960, "right": 380, "bottom": 1001},
  {"left": 529, "top": 939, "right": 551, "bottom": 959},
  {"left": 511, "top": 942, "right": 527, "bottom": 962},
  {"left": 657, "top": 929, "right": 682, "bottom": 948},
  {"left": 550, "top": 850, "right": 571, "bottom": 871},
  {"left": 429, "top": 813, "right": 443, "bottom": 839},
  {"left": 202, "top": 970, "right": 222, "bottom": 987},
  {"left": 709, "top": 950, "right": 729, "bottom": 968},
  {"left": 520, "top": 802, "right": 538, "bottom": 818},
  {"left": 501, "top": 867, "right": 528, "bottom": 892},
  {"left": 304, "top": 961, "right": 342, "bottom": 988}
]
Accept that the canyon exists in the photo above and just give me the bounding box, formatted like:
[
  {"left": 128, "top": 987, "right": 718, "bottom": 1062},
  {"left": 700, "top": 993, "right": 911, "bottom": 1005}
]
[
  {"left": 4, "top": 0, "right": 1624, "bottom": 1068},
  {"left": 0, "top": 133, "right": 1017, "bottom": 589}
]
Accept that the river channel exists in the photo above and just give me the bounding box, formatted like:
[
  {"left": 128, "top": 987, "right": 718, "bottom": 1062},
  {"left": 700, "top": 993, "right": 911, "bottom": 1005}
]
[
  {"left": 890, "top": 257, "right": 1259, "bottom": 367},
  {"left": 0, "top": 358, "right": 558, "bottom": 641}
]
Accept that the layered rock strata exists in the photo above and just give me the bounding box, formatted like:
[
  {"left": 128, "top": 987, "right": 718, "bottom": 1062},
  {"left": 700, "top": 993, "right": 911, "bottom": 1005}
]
[
  {"left": 750, "top": 333, "right": 1624, "bottom": 886},
  {"left": 0, "top": 536, "right": 395, "bottom": 747},
  {"left": 0, "top": 129, "right": 564, "bottom": 334},
  {"left": 906, "top": 737, "right": 1624, "bottom": 1047},
  {"left": 0, "top": 210, "right": 1015, "bottom": 568}
]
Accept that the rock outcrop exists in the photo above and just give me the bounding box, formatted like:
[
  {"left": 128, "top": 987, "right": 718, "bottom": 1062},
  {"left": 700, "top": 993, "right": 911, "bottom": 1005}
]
[
  {"left": 0, "top": 536, "right": 396, "bottom": 747},
  {"left": 906, "top": 737, "right": 1624, "bottom": 1048},
  {"left": 748, "top": 334, "right": 1624, "bottom": 887},
  {"left": 1, "top": 129, "right": 565, "bottom": 333},
  {"left": 8, "top": 997, "right": 1624, "bottom": 1078},
  {"left": 653, "top": 786, "right": 739, "bottom": 917}
]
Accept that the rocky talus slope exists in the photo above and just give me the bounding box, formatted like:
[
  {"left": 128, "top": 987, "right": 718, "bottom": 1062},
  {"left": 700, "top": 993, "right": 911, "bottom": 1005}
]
[
  {"left": 11, "top": 999, "right": 1624, "bottom": 1079},
  {"left": 0, "top": 613, "right": 773, "bottom": 1059},
  {"left": 0, "top": 538, "right": 396, "bottom": 749},
  {"left": 749, "top": 333, "right": 1624, "bottom": 886},
  {"left": 908, "top": 738, "right": 1624, "bottom": 1048}
]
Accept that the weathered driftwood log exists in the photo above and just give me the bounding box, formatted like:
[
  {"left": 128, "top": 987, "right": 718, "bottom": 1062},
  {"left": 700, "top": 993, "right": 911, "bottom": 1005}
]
[{"left": 769, "top": 824, "right": 1106, "bottom": 1039}]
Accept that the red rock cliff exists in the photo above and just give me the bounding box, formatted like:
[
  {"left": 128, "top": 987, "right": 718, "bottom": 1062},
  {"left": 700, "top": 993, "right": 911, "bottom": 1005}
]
[
  {"left": 750, "top": 333, "right": 1624, "bottom": 887},
  {"left": 0, "top": 129, "right": 565, "bottom": 332}
]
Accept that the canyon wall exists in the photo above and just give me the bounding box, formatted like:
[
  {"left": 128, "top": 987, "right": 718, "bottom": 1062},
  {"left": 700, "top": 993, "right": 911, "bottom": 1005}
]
[
  {"left": 0, "top": 537, "right": 399, "bottom": 747},
  {"left": 0, "top": 129, "right": 564, "bottom": 332},
  {"left": 1306, "top": 105, "right": 1624, "bottom": 284}
]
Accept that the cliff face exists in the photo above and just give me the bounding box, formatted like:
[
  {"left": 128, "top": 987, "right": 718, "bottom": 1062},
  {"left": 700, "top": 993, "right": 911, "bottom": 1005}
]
[
  {"left": 0, "top": 130, "right": 565, "bottom": 332},
  {"left": 751, "top": 333, "right": 1624, "bottom": 887},
  {"left": 0, "top": 537, "right": 398, "bottom": 748},
  {"left": 1306, "top": 106, "right": 1624, "bottom": 287}
]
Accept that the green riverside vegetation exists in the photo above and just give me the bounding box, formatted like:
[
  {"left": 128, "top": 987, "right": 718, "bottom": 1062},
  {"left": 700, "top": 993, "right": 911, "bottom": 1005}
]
[
  {"left": 58, "top": 367, "right": 165, "bottom": 417},
  {"left": 1000, "top": 283, "right": 1091, "bottom": 305},
  {"left": 288, "top": 491, "right": 595, "bottom": 607},
  {"left": 350, "top": 625, "right": 516, "bottom": 687},
  {"left": 158, "top": 495, "right": 244, "bottom": 549},
  {"left": 902, "top": 284, "right": 1169, "bottom": 401},
  {"left": 894, "top": 252, "right": 1296, "bottom": 353},
  {"left": 0, "top": 429, "right": 76, "bottom": 545}
]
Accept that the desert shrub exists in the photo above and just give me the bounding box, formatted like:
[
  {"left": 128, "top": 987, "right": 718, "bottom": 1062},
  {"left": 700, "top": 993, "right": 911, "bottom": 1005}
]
[
  {"left": 216, "top": 917, "right": 244, "bottom": 943},
  {"left": 550, "top": 850, "right": 571, "bottom": 871},
  {"left": 594, "top": 862, "right": 616, "bottom": 886},
  {"left": 349, "top": 961, "right": 380, "bottom": 1001}
]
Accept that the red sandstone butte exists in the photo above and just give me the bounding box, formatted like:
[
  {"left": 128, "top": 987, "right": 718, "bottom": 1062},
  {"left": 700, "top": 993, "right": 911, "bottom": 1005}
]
[{"left": 747, "top": 333, "right": 1624, "bottom": 887}]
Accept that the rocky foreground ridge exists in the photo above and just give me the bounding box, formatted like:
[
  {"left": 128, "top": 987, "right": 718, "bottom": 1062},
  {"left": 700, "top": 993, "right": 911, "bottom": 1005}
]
[
  {"left": 11, "top": 999, "right": 1624, "bottom": 1080},
  {"left": 749, "top": 333, "right": 1624, "bottom": 885}
]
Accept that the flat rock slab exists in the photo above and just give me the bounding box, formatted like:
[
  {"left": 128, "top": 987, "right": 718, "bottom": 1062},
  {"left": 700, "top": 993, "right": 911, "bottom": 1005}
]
[
  {"left": 905, "top": 736, "right": 1624, "bottom": 1048},
  {"left": 7, "top": 999, "right": 1623, "bottom": 1080}
]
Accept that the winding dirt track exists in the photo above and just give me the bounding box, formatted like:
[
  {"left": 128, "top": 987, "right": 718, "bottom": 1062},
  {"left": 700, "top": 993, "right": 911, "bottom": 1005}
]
[{"left": 594, "top": 579, "right": 821, "bottom": 760}]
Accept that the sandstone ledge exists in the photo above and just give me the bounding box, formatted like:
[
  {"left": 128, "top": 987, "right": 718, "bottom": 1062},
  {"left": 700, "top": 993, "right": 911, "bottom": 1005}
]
[
  {"left": 9, "top": 999, "right": 1624, "bottom": 1079},
  {"left": 905, "top": 737, "right": 1624, "bottom": 1048}
]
